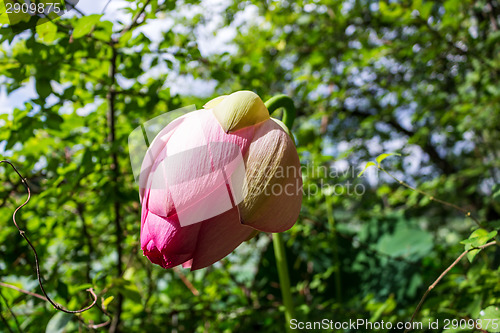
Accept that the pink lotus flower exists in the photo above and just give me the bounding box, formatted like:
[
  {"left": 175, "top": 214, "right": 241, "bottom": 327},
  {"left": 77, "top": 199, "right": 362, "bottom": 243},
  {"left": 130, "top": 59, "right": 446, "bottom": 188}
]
[{"left": 139, "top": 91, "right": 302, "bottom": 270}]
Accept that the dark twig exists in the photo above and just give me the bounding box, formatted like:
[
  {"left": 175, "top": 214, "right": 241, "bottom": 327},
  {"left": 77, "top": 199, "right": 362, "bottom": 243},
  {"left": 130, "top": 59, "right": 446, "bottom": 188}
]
[
  {"left": 0, "top": 281, "right": 48, "bottom": 302},
  {"left": 404, "top": 241, "right": 498, "bottom": 332},
  {"left": 173, "top": 267, "right": 199, "bottom": 296},
  {"left": 107, "top": 44, "right": 124, "bottom": 333},
  {"left": 120, "top": 0, "right": 152, "bottom": 35},
  {"left": 0, "top": 307, "right": 14, "bottom": 333},
  {"left": 0, "top": 289, "right": 21, "bottom": 333},
  {"left": 101, "top": 0, "right": 113, "bottom": 14},
  {"left": 76, "top": 204, "right": 93, "bottom": 283},
  {"left": 379, "top": 166, "right": 484, "bottom": 228},
  {"left": 0, "top": 161, "right": 97, "bottom": 314}
]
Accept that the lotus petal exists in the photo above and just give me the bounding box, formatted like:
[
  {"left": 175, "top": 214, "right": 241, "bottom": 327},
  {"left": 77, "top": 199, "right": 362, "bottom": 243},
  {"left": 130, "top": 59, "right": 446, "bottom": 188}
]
[
  {"left": 238, "top": 119, "right": 302, "bottom": 232},
  {"left": 211, "top": 91, "right": 269, "bottom": 133},
  {"left": 190, "top": 205, "right": 254, "bottom": 270}
]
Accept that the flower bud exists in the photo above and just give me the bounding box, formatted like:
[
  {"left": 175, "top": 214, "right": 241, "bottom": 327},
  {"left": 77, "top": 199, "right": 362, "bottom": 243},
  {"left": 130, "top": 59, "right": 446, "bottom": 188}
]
[{"left": 139, "top": 91, "right": 302, "bottom": 270}]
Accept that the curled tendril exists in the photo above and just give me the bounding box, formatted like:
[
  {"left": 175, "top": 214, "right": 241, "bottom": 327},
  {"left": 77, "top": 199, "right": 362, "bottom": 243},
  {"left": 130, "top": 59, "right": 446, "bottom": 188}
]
[{"left": 0, "top": 160, "right": 98, "bottom": 314}]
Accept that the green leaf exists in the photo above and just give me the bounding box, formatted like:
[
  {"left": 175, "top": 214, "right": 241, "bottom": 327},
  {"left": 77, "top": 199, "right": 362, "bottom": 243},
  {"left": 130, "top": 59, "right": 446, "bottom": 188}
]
[
  {"left": 72, "top": 15, "right": 102, "bottom": 39},
  {"left": 461, "top": 229, "right": 497, "bottom": 262},
  {"left": 419, "top": 2, "right": 433, "bottom": 19},
  {"left": 36, "top": 21, "right": 58, "bottom": 44},
  {"left": 119, "top": 30, "right": 133, "bottom": 47},
  {"left": 93, "top": 20, "right": 113, "bottom": 42},
  {"left": 463, "top": 229, "right": 497, "bottom": 247},
  {"left": 36, "top": 78, "right": 52, "bottom": 99},
  {"left": 358, "top": 161, "right": 377, "bottom": 177},
  {"left": 375, "top": 153, "right": 401, "bottom": 166},
  {"left": 375, "top": 221, "right": 434, "bottom": 259},
  {"left": 103, "top": 296, "right": 114, "bottom": 310},
  {"left": 45, "top": 312, "right": 73, "bottom": 333},
  {"left": 493, "top": 184, "right": 500, "bottom": 203},
  {"left": 467, "top": 249, "right": 480, "bottom": 263},
  {"left": 477, "top": 306, "right": 500, "bottom": 333}
]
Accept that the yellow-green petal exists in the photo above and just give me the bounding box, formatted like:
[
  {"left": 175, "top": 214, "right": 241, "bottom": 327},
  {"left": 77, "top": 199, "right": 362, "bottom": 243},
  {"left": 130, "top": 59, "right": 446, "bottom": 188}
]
[
  {"left": 211, "top": 91, "right": 270, "bottom": 133},
  {"left": 203, "top": 95, "right": 227, "bottom": 109}
]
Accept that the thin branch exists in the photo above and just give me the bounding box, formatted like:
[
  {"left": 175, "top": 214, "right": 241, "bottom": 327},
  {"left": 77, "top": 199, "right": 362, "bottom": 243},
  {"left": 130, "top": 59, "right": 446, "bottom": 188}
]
[
  {"left": 414, "top": 16, "right": 469, "bottom": 56},
  {"left": 0, "top": 281, "right": 47, "bottom": 302},
  {"left": 384, "top": 115, "right": 457, "bottom": 175},
  {"left": 120, "top": 0, "right": 152, "bottom": 35},
  {"left": 0, "top": 161, "right": 97, "bottom": 314},
  {"left": 67, "top": 3, "right": 86, "bottom": 17},
  {"left": 404, "top": 241, "right": 498, "bottom": 332},
  {"left": 76, "top": 204, "right": 93, "bottom": 283},
  {"left": 101, "top": 0, "right": 113, "bottom": 14},
  {"left": 0, "top": 308, "right": 14, "bottom": 333},
  {"left": 349, "top": 107, "right": 458, "bottom": 175},
  {"left": 173, "top": 267, "right": 199, "bottom": 296},
  {"left": 0, "top": 289, "right": 22, "bottom": 333},
  {"left": 379, "top": 166, "right": 484, "bottom": 228},
  {"left": 107, "top": 44, "right": 124, "bottom": 333},
  {"left": 85, "top": 298, "right": 113, "bottom": 330}
]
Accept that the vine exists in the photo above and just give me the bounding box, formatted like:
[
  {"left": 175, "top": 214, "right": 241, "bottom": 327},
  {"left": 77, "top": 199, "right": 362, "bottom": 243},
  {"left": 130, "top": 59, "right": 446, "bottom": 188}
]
[
  {"left": 0, "top": 160, "right": 111, "bottom": 329},
  {"left": 359, "top": 154, "right": 499, "bottom": 332}
]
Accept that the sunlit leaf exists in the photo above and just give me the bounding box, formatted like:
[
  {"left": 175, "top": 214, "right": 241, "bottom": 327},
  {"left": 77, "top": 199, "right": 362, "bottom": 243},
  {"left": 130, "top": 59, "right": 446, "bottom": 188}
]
[
  {"left": 375, "top": 153, "right": 401, "bottom": 166},
  {"left": 72, "top": 14, "right": 102, "bottom": 39},
  {"left": 358, "top": 161, "right": 377, "bottom": 177}
]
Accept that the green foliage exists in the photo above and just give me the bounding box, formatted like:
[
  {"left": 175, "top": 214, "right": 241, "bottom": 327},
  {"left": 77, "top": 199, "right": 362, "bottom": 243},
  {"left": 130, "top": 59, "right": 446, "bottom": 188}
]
[
  {"left": 72, "top": 15, "right": 103, "bottom": 39},
  {"left": 461, "top": 229, "right": 498, "bottom": 262},
  {"left": 45, "top": 312, "right": 73, "bottom": 333}
]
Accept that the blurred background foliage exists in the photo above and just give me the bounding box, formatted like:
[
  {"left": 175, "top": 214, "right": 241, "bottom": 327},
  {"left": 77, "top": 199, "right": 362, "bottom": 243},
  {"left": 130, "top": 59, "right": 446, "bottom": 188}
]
[{"left": 0, "top": 0, "right": 499, "bottom": 331}]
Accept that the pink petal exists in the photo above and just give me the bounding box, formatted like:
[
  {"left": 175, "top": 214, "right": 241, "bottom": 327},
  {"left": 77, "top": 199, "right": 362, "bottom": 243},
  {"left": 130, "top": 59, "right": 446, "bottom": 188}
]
[
  {"left": 239, "top": 119, "right": 302, "bottom": 232},
  {"left": 155, "top": 110, "right": 255, "bottom": 227},
  {"left": 140, "top": 109, "right": 266, "bottom": 270},
  {"left": 141, "top": 208, "right": 201, "bottom": 268},
  {"left": 182, "top": 259, "right": 193, "bottom": 269},
  {"left": 144, "top": 147, "right": 176, "bottom": 218},
  {"left": 139, "top": 113, "right": 194, "bottom": 203},
  {"left": 190, "top": 206, "right": 255, "bottom": 270}
]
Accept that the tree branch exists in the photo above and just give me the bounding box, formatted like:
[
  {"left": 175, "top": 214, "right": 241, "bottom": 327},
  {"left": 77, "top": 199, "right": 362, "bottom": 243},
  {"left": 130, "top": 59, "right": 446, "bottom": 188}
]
[
  {"left": 107, "top": 44, "right": 124, "bottom": 333},
  {"left": 379, "top": 166, "right": 483, "bottom": 227},
  {"left": 0, "top": 289, "right": 21, "bottom": 333},
  {"left": 0, "top": 161, "right": 98, "bottom": 314},
  {"left": 348, "top": 107, "right": 458, "bottom": 175},
  {"left": 0, "top": 281, "right": 48, "bottom": 302},
  {"left": 76, "top": 204, "right": 93, "bottom": 283},
  {"left": 120, "top": 0, "right": 152, "bottom": 35},
  {"left": 405, "top": 241, "right": 498, "bottom": 332},
  {"left": 384, "top": 116, "right": 458, "bottom": 175}
]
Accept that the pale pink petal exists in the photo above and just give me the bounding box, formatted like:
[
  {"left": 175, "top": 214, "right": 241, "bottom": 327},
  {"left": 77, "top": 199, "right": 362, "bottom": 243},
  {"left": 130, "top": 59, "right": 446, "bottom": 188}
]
[
  {"left": 156, "top": 110, "right": 255, "bottom": 227},
  {"left": 139, "top": 113, "right": 194, "bottom": 202},
  {"left": 190, "top": 206, "right": 255, "bottom": 270},
  {"left": 239, "top": 119, "right": 302, "bottom": 232},
  {"left": 199, "top": 110, "right": 255, "bottom": 157},
  {"left": 144, "top": 147, "right": 177, "bottom": 218}
]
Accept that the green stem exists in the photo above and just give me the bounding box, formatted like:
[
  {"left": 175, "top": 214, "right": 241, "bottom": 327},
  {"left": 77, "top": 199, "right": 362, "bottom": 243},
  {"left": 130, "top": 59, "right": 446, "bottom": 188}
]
[
  {"left": 325, "top": 195, "right": 342, "bottom": 304},
  {"left": 265, "top": 95, "right": 297, "bottom": 331},
  {"left": 265, "top": 94, "right": 296, "bottom": 130},
  {"left": 272, "top": 233, "right": 295, "bottom": 328}
]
